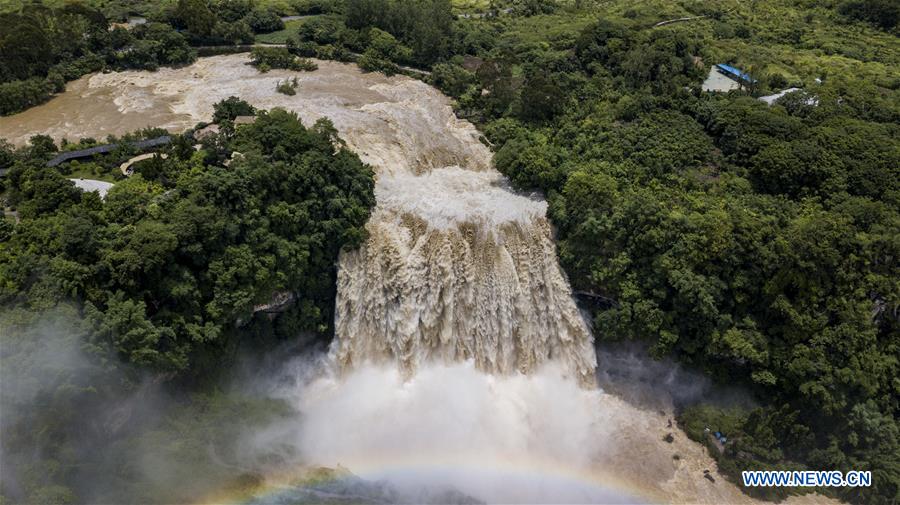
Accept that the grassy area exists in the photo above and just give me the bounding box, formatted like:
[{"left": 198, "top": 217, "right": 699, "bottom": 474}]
[
  {"left": 451, "top": 0, "right": 490, "bottom": 14},
  {"left": 598, "top": 0, "right": 899, "bottom": 83},
  {"left": 255, "top": 17, "right": 316, "bottom": 44},
  {"left": 498, "top": 11, "right": 596, "bottom": 46},
  {"left": 60, "top": 162, "right": 121, "bottom": 183}
]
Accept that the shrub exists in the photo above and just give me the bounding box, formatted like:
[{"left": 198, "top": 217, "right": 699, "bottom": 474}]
[
  {"left": 250, "top": 47, "right": 318, "bottom": 71},
  {"left": 428, "top": 63, "right": 476, "bottom": 97},
  {"left": 276, "top": 78, "right": 299, "bottom": 95},
  {"left": 357, "top": 51, "right": 399, "bottom": 76},
  {"left": 244, "top": 9, "right": 284, "bottom": 33},
  {"left": 0, "top": 78, "right": 54, "bottom": 116},
  {"left": 212, "top": 96, "right": 256, "bottom": 123}
]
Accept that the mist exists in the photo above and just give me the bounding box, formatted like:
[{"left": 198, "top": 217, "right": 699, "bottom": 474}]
[
  {"left": 3, "top": 303, "right": 767, "bottom": 505},
  {"left": 257, "top": 358, "right": 639, "bottom": 503},
  {"left": 594, "top": 341, "right": 757, "bottom": 413},
  {"left": 0, "top": 307, "right": 297, "bottom": 504}
]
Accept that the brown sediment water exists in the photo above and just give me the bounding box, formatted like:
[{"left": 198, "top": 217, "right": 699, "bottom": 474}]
[
  {"left": 0, "top": 56, "right": 486, "bottom": 175},
  {"left": 0, "top": 55, "right": 839, "bottom": 505},
  {"left": 0, "top": 74, "right": 189, "bottom": 146}
]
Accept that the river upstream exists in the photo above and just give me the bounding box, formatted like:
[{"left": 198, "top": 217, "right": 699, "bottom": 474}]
[{"left": 0, "top": 55, "right": 837, "bottom": 505}]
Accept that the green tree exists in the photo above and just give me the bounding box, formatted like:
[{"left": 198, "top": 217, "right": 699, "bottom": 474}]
[
  {"left": 211, "top": 96, "right": 256, "bottom": 122},
  {"left": 175, "top": 0, "right": 217, "bottom": 37}
]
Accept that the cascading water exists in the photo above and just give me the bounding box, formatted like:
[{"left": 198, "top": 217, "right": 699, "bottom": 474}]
[{"left": 334, "top": 167, "right": 597, "bottom": 385}]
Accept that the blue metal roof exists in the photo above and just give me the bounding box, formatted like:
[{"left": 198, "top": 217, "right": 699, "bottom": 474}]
[{"left": 716, "top": 63, "right": 756, "bottom": 83}]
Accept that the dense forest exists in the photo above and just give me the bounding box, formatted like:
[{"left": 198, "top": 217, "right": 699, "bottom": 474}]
[{"left": 1, "top": 0, "right": 899, "bottom": 503}]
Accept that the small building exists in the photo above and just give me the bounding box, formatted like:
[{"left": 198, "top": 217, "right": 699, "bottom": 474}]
[{"left": 715, "top": 63, "right": 756, "bottom": 84}]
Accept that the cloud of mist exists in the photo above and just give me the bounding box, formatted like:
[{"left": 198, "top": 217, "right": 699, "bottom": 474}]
[
  {"left": 2, "top": 309, "right": 754, "bottom": 505},
  {"left": 594, "top": 341, "right": 757, "bottom": 412},
  {"left": 0, "top": 307, "right": 298, "bottom": 504},
  {"left": 249, "top": 357, "right": 644, "bottom": 504}
]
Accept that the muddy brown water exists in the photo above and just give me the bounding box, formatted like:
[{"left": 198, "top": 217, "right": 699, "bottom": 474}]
[
  {"left": 0, "top": 56, "right": 394, "bottom": 148},
  {"left": 0, "top": 75, "right": 188, "bottom": 146}
]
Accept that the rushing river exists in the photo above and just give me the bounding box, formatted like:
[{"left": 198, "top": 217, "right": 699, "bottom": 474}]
[{"left": 0, "top": 55, "right": 836, "bottom": 505}]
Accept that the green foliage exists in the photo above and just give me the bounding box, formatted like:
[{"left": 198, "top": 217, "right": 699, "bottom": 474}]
[
  {"left": 244, "top": 8, "right": 284, "bottom": 33},
  {"left": 494, "top": 130, "right": 565, "bottom": 189},
  {"left": 212, "top": 96, "right": 256, "bottom": 122},
  {"left": 174, "top": 0, "right": 216, "bottom": 37},
  {"left": 430, "top": 2, "right": 900, "bottom": 503},
  {"left": 428, "top": 62, "right": 477, "bottom": 98},
  {"left": 0, "top": 4, "right": 195, "bottom": 115},
  {"left": 356, "top": 28, "right": 412, "bottom": 75},
  {"left": 509, "top": 0, "right": 557, "bottom": 17},
  {"left": 215, "top": 0, "right": 253, "bottom": 22},
  {"left": 250, "top": 46, "right": 318, "bottom": 71},
  {"left": 838, "top": 0, "right": 899, "bottom": 31},
  {"left": 0, "top": 78, "right": 55, "bottom": 115},
  {"left": 345, "top": 0, "right": 453, "bottom": 65},
  {"left": 275, "top": 77, "right": 299, "bottom": 95},
  {"left": 518, "top": 71, "right": 564, "bottom": 122},
  {"left": 144, "top": 0, "right": 276, "bottom": 44},
  {"left": 210, "top": 19, "right": 255, "bottom": 45},
  {"left": 126, "top": 22, "right": 197, "bottom": 67}
]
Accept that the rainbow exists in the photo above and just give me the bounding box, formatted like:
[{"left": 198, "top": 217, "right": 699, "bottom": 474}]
[{"left": 196, "top": 454, "right": 665, "bottom": 504}]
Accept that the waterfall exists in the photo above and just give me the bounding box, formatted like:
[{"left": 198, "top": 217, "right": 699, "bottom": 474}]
[
  {"left": 334, "top": 169, "right": 596, "bottom": 384},
  {"left": 293, "top": 78, "right": 598, "bottom": 384},
  {"left": 67, "top": 57, "right": 598, "bottom": 384},
  {"left": 0, "top": 55, "right": 823, "bottom": 504}
]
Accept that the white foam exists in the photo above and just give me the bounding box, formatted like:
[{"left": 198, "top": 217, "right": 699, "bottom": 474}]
[
  {"left": 268, "top": 361, "right": 643, "bottom": 504},
  {"left": 376, "top": 167, "right": 546, "bottom": 230}
]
